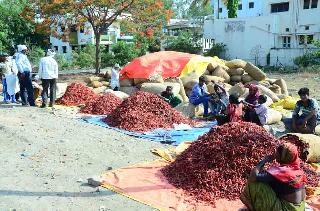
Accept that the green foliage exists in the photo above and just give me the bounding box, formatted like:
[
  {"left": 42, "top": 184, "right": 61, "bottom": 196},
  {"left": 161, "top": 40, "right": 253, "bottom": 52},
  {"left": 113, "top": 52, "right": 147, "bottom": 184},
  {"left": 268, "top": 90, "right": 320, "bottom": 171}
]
[
  {"left": 165, "top": 31, "right": 202, "bottom": 54},
  {"left": 55, "top": 54, "right": 73, "bottom": 70},
  {"left": 72, "top": 45, "right": 96, "bottom": 69},
  {"left": 102, "top": 41, "right": 139, "bottom": 67},
  {"left": 294, "top": 39, "right": 320, "bottom": 67},
  {"left": 204, "top": 43, "right": 228, "bottom": 58},
  {"left": 28, "top": 46, "right": 45, "bottom": 66},
  {"left": 187, "top": 2, "right": 213, "bottom": 18},
  {"left": 227, "top": 0, "right": 238, "bottom": 18},
  {"left": 0, "top": 0, "right": 46, "bottom": 52}
]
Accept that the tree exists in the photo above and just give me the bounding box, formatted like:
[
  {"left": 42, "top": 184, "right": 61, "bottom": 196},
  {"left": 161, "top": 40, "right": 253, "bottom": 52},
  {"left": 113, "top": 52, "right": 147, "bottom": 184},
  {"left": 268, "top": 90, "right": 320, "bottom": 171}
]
[
  {"left": 173, "top": 0, "right": 212, "bottom": 18},
  {"left": 25, "top": 0, "right": 171, "bottom": 74},
  {"left": 165, "top": 31, "right": 202, "bottom": 54},
  {"left": 227, "top": 0, "right": 238, "bottom": 18},
  {"left": 0, "top": 0, "right": 47, "bottom": 52}
]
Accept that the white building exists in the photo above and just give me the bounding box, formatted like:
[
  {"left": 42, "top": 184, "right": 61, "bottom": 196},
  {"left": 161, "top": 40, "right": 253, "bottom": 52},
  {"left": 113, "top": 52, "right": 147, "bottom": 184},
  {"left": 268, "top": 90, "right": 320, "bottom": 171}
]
[
  {"left": 205, "top": 0, "right": 320, "bottom": 66},
  {"left": 164, "top": 18, "right": 215, "bottom": 52},
  {"left": 50, "top": 21, "right": 133, "bottom": 58}
]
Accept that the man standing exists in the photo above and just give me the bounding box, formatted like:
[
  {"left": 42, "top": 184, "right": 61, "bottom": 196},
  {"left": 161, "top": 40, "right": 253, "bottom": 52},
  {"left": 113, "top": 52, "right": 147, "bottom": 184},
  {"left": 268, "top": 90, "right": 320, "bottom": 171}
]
[
  {"left": 284, "top": 87, "right": 320, "bottom": 134},
  {"left": 111, "top": 64, "right": 120, "bottom": 91},
  {"left": 15, "top": 45, "right": 35, "bottom": 106},
  {"left": 38, "top": 49, "right": 58, "bottom": 108}
]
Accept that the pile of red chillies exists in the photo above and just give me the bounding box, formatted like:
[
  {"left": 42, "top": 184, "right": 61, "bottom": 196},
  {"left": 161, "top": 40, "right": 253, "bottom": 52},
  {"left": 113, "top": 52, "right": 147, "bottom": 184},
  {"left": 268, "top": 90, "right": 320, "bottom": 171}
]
[
  {"left": 56, "top": 82, "right": 98, "bottom": 106},
  {"left": 161, "top": 122, "right": 320, "bottom": 205},
  {"left": 103, "top": 91, "right": 194, "bottom": 132},
  {"left": 79, "top": 93, "right": 123, "bottom": 115}
]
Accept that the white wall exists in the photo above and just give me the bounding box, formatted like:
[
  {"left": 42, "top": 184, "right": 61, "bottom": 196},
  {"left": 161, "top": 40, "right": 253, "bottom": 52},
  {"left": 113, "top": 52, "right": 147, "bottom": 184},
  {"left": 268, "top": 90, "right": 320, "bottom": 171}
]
[{"left": 212, "top": 0, "right": 263, "bottom": 19}]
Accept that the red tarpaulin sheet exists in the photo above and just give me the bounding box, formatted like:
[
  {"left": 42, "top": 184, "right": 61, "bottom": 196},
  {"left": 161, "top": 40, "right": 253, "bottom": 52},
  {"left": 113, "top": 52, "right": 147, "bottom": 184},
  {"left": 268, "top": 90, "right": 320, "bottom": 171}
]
[{"left": 120, "top": 51, "right": 194, "bottom": 80}]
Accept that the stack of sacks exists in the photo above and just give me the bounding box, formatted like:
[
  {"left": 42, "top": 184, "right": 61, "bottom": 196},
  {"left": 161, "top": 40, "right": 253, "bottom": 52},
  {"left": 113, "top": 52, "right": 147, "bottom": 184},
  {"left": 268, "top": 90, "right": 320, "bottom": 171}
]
[{"left": 85, "top": 76, "right": 110, "bottom": 94}]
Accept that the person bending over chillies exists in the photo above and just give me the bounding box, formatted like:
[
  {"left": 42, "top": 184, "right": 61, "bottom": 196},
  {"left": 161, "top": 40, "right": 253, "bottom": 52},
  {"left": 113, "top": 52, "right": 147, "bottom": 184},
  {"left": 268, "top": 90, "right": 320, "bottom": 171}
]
[{"left": 240, "top": 143, "right": 306, "bottom": 211}]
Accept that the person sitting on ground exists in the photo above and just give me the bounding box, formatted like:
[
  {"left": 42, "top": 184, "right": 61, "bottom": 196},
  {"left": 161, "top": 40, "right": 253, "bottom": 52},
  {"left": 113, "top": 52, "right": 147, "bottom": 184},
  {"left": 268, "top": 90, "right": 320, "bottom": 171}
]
[
  {"left": 216, "top": 94, "right": 243, "bottom": 125},
  {"left": 189, "top": 76, "right": 212, "bottom": 117},
  {"left": 111, "top": 63, "right": 120, "bottom": 91},
  {"left": 38, "top": 49, "right": 59, "bottom": 108},
  {"left": 240, "top": 143, "right": 306, "bottom": 211},
  {"left": 243, "top": 84, "right": 260, "bottom": 121},
  {"left": 161, "top": 86, "right": 182, "bottom": 108},
  {"left": 283, "top": 87, "right": 320, "bottom": 134},
  {"left": 243, "top": 95, "right": 268, "bottom": 126},
  {"left": 209, "top": 82, "right": 229, "bottom": 116}
]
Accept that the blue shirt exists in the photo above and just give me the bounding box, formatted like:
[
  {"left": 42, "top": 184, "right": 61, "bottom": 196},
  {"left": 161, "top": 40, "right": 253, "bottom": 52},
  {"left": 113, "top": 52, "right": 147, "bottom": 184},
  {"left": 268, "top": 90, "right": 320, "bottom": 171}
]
[
  {"left": 189, "top": 83, "right": 208, "bottom": 104},
  {"left": 293, "top": 98, "right": 320, "bottom": 119}
]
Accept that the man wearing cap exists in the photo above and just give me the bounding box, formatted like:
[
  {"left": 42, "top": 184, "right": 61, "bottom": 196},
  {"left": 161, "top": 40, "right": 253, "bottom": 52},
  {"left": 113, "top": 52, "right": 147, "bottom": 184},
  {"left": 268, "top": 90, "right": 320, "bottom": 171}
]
[
  {"left": 38, "top": 49, "right": 59, "bottom": 108},
  {"left": 15, "top": 45, "right": 35, "bottom": 106},
  {"left": 111, "top": 64, "right": 120, "bottom": 91},
  {"left": 0, "top": 53, "right": 19, "bottom": 103}
]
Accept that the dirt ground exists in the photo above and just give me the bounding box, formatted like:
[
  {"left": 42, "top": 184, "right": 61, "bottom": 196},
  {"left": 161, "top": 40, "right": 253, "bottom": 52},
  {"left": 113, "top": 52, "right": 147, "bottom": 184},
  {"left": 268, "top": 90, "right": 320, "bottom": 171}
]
[{"left": 0, "top": 72, "right": 318, "bottom": 210}]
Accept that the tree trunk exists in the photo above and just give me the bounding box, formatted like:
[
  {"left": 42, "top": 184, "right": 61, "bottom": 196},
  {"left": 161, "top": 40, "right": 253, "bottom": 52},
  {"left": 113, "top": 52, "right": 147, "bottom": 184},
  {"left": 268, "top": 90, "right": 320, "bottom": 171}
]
[{"left": 95, "top": 32, "right": 101, "bottom": 74}]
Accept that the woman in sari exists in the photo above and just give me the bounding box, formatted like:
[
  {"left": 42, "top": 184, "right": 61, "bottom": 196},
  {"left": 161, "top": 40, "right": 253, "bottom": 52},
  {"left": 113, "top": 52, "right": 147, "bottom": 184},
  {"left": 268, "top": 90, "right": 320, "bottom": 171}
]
[
  {"left": 240, "top": 143, "right": 306, "bottom": 211},
  {"left": 243, "top": 84, "right": 260, "bottom": 121}
]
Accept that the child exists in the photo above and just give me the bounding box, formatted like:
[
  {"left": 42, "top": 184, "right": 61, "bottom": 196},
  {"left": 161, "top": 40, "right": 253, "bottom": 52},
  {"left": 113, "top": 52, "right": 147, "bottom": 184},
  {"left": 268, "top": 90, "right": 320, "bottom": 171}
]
[
  {"left": 210, "top": 82, "right": 229, "bottom": 116},
  {"left": 243, "top": 95, "right": 268, "bottom": 126},
  {"left": 216, "top": 94, "right": 243, "bottom": 125}
]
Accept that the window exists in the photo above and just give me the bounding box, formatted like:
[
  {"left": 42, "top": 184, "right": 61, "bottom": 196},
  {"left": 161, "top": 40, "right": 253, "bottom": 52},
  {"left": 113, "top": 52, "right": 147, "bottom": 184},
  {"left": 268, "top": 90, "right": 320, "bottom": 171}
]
[
  {"left": 249, "top": 2, "right": 254, "bottom": 8},
  {"left": 305, "top": 26, "right": 310, "bottom": 30},
  {"left": 238, "top": 4, "right": 243, "bottom": 10},
  {"left": 54, "top": 46, "right": 58, "bottom": 51},
  {"left": 307, "top": 35, "right": 314, "bottom": 44},
  {"left": 271, "top": 2, "right": 289, "bottom": 13},
  {"left": 311, "top": 0, "right": 318, "bottom": 8},
  {"left": 61, "top": 26, "right": 66, "bottom": 32},
  {"left": 282, "top": 36, "right": 291, "bottom": 48},
  {"left": 62, "top": 46, "right": 67, "bottom": 53},
  {"left": 285, "top": 28, "right": 290, "bottom": 32},
  {"left": 304, "top": 0, "right": 310, "bottom": 9},
  {"left": 219, "top": 8, "right": 222, "bottom": 13},
  {"left": 210, "top": 39, "right": 215, "bottom": 43},
  {"left": 299, "top": 35, "right": 305, "bottom": 45}
]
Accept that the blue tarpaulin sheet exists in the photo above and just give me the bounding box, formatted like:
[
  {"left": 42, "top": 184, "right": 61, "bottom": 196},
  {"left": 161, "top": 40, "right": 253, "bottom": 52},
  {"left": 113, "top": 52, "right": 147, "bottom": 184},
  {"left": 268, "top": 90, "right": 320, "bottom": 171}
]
[{"left": 82, "top": 116, "right": 216, "bottom": 145}]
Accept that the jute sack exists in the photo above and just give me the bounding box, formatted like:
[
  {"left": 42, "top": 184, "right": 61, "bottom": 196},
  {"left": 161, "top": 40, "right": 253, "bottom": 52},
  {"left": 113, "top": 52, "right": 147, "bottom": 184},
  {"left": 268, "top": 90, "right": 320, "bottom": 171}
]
[
  {"left": 265, "top": 95, "right": 274, "bottom": 107},
  {"left": 280, "top": 133, "right": 320, "bottom": 163},
  {"left": 120, "top": 79, "right": 134, "bottom": 87},
  {"left": 244, "top": 62, "right": 267, "bottom": 81},
  {"left": 176, "top": 78, "right": 189, "bottom": 102},
  {"left": 212, "top": 66, "right": 230, "bottom": 83},
  {"left": 225, "top": 59, "right": 247, "bottom": 69},
  {"left": 207, "top": 62, "right": 218, "bottom": 72},
  {"left": 257, "top": 85, "right": 280, "bottom": 102},
  {"left": 119, "top": 86, "right": 139, "bottom": 95},
  {"left": 183, "top": 79, "right": 198, "bottom": 90},
  {"left": 93, "top": 86, "right": 108, "bottom": 94},
  {"left": 230, "top": 75, "right": 242, "bottom": 83},
  {"left": 181, "top": 72, "right": 199, "bottom": 89},
  {"left": 269, "top": 84, "right": 282, "bottom": 95},
  {"left": 91, "top": 81, "right": 103, "bottom": 88},
  {"left": 265, "top": 78, "right": 277, "bottom": 84},
  {"left": 274, "top": 78, "right": 289, "bottom": 96},
  {"left": 134, "top": 78, "right": 148, "bottom": 85},
  {"left": 103, "top": 69, "right": 112, "bottom": 79},
  {"left": 105, "top": 89, "right": 129, "bottom": 100},
  {"left": 259, "top": 80, "right": 271, "bottom": 88},
  {"left": 140, "top": 82, "right": 180, "bottom": 95},
  {"left": 241, "top": 74, "right": 253, "bottom": 83},
  {"left": 101, "top": 81, "right": 109, "bottom": 86},
  {"left": 224, "top": 83, "right": 233, "bottom": 92},
  {"left": 227, "top": 68, "right": 245, "bottom": 76},
  {"left": 87, "top": 76, "right": 105, "bottom": 83},
  {"left": 207, "top": 82, "right": 216, "bottom": 94},
  {"left": 315, "top": 125, "right": 320, "bottom": 136},
  {"left": 266, "top": 109, "right": 282, "bottom": 125},
  {"left": 175, "top": 102, "right": 203, "bottom": 118},
  {"left": 277, "top": 94, "right": 287, "bottom": 100},
  {"left": 203, "top": 75, "right": 225, "bottom": 83},
  {"left": 228, "top": 83, "right": 247, "bottom": 97}
]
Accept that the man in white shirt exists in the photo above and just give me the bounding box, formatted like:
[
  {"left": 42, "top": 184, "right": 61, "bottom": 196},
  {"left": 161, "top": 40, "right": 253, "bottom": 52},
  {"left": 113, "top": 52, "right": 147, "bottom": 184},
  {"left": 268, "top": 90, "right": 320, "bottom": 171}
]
[
  {"left": 111, "top": 63, "right": 120, "bottom": 91},
  {"left": 15, "top": 45, "right": 35, "bottom": 106},
  {"left": 38, "top": 49, "right": 59, "bottom": 107}
]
